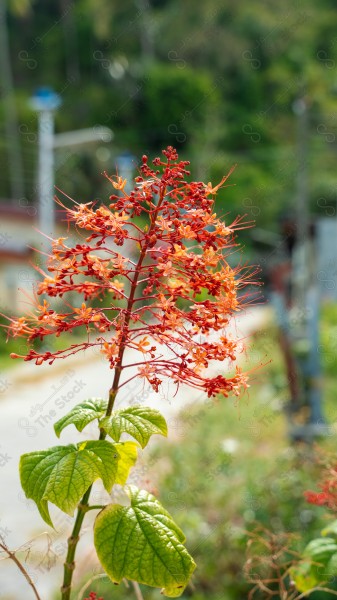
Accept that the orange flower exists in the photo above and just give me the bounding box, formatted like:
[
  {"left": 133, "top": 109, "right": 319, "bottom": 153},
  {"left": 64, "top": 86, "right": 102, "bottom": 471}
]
[
  {"left": 136, "top": 337, "right": 150, "bottom": 352},
  {"left": 203, "top": 164, "right": 237, "bottom": 196},
  {"left": 5, "top": 146, "right": 256, "bottom": 402},
  {"left": 74, "top": 303, "right": 93, "bottom": 320}
]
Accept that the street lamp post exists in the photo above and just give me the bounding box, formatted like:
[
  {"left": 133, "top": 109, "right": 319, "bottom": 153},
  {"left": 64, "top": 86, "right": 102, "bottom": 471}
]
[
  {"left": 290, "top": 96, "right": 326, "bottom": 438},
  {"left": 30, "top": 88, "right": 113, "bottom": 257},
  {"left": 30, "top": 87, "right": 62, "bottom": 243}
]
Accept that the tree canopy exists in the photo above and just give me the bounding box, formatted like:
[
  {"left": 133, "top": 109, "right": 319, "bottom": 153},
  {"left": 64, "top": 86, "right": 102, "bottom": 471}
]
[{"left": 2, "top": 0, "right": 337, "bottom": 233}]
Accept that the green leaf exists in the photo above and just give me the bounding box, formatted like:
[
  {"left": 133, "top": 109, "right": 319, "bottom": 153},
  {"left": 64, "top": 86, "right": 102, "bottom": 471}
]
[
  {"left": 94, "top": 485, "right": 196, "bottom": 597},
  {"left": 290, "top": 560, "right": 318, "bottom": 593},
  {"left": 20, "top": 441, "right": 119, "bottom": 526},
  {"left": 114, "top": 442, "right": 138, "bottom": 485},
  {"left": 303, "top": 537, "right": 337, "bottom": 564},
  {"left": 322, "top": 520, "right": 337, "bottom": 538},
  {"left": 54, "top": 398, "right": 108, "bottom": 437},
  {"left": 100, "top": 406, "right": 167, "bottom": 448},
  {"left": 325, "top": 552, "right": 337, "bottom": 579},
  {"left": 291, "top": 537, "right": 337, "bottom": 593}
]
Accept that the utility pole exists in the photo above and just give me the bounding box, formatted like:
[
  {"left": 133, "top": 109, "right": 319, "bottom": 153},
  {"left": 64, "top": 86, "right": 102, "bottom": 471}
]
[
  {"left": 29, "top": 87, "right": 113, "bottom": 259},
  {"left": 292, "top": 98, "right": 309, "bottom": 310},
  {"left": 30, "top": 87, "right": 62, "bottom": 246},
  {"left": 135, "top": 0, "right": 154, "bottom": 63},
  {"left": 290, "top": 96, "right": 325, "bottom": 439}
]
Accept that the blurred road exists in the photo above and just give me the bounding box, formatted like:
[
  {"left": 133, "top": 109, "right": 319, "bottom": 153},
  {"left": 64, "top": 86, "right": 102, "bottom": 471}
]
[{"left": 0, "top": 305, "right": 269, "bottom": 599}]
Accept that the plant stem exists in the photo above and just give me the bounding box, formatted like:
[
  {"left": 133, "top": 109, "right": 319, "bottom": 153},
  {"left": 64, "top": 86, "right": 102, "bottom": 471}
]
[
  {"left": 61, "top": 485, "right": 92, "bottom": 600},
  {"left": 83, "top": 505, "right": 105, "bottom": 512},
  {"left": 0, "top": 540, "right": 42, "bottom": 600},
  {"left": 132, "top": 580, "right": 145, "bottom": 600},
  {"left": 61, "top": 183, "right": 166, "bottom": 599},
  {"left": 105, "top": 183, "right": 166, "bottom": 418},
  {"left": 105, "top": 245, "right": 147, "bottom": 417}
]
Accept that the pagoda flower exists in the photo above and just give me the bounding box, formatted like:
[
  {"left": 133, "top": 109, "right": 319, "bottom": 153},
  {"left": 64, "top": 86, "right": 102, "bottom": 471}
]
[
  {"left": 5, "top": 146, "right": 256, "bottom": 399},
  {"left": 2, "top": 147, "right": 259, "bottom": 600}
]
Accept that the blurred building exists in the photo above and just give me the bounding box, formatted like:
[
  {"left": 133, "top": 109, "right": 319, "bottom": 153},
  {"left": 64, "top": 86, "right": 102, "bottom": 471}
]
[
  {"left": 0, "top": 204, "right": 36, "bottom": 312},
  {"left": 0, "top": 204, "right": 67, "bottom": 313}
]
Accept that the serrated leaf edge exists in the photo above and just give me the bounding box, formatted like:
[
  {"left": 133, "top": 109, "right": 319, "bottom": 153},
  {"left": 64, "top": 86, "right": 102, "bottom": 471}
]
[{"left": 54, "top": 398, "right": 108, "bottom": 437}]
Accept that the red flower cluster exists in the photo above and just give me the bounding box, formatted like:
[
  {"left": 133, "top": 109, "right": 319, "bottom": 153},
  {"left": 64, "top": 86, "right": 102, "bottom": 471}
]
[
  {"left": 84, "top": 593, "right": 104, "bottom": 600},
  {"left": 6, "top": 147, "right": 256, "bottom": 398},
  {"left": 305, "top": 466, "right": 337, "bottom": 510}
]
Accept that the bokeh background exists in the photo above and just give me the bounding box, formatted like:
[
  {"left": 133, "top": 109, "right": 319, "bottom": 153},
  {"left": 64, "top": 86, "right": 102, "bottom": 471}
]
[{"left": 2, "top": 1, "right": 337, "bottom": 599}]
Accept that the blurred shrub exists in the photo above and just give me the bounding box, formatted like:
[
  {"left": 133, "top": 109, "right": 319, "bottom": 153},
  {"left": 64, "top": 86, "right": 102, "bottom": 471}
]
[{"left": 137, "top": 64, "right": 221, "bottom": 150}]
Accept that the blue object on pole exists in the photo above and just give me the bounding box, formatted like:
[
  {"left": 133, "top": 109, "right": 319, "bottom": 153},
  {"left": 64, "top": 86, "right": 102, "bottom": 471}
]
[{"left": 29, "top": 87, "right": 62, "bottom": 112}]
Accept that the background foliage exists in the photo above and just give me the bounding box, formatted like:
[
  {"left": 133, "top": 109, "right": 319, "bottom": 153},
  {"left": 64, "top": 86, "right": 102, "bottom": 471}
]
[{"left": 3, "top": 0, "right": 337, "bottom": 236}]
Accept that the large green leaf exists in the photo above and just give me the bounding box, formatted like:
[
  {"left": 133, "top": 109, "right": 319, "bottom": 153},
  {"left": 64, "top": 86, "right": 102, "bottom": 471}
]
[
  {"left": 114, "top": 442, "right": 138, "bottom": 485},
  {"left": 290, "top": 560, "right": 318, "bottom": 593},
  {"left": 100, "top": 406, "right": 167, "bottom": 448},
  {"left": 322, "top": 520, "right": 337, "bottom": 539},
  {"left": 94, "top": 485, "right": 196, "bottom": 597},
  {"left": 325, "top": 552, "right": 337, "bottom": 579},
  {"left": 303, "top": 537, "right": 337, "bottom": 563},
  {"left": 291, "top": 537, "right": 337, "bottom": 593},
  {"left": 54, "top": 398, "right": 108, "bottom": 437},
  {"left": 20, "top": 441, "right": 119, "bottom": 526}
]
